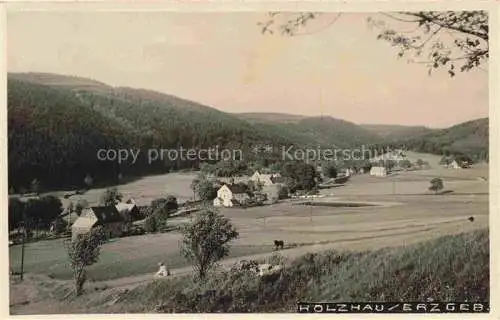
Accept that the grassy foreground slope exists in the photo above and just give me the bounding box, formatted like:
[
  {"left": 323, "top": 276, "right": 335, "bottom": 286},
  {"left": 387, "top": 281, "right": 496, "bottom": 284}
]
[{"left": 119, "top": 229, "right": 488, "bottom": 313}]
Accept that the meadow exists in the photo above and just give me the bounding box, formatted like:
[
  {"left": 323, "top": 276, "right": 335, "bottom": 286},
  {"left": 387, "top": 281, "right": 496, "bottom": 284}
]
[{"left": 10, "top": 157, "right": 489, "bottom": 288}]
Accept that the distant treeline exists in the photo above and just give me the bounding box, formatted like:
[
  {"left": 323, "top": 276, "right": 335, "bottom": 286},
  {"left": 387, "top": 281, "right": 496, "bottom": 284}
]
[
  {"left": 8, "top": 74, "right": 489, "bottom": 193},
  {"left": 7, "top": 79, "right": 291, "bottom": 192}
]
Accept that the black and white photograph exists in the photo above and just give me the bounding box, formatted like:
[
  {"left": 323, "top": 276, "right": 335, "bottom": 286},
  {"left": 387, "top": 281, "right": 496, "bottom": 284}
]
[{"left": 4, "top": 5, "right": 493, "bottom": 315}]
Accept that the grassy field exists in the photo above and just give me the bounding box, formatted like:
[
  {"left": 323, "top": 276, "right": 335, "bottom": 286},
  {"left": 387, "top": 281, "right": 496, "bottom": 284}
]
[
  {"left": 10, "top": 229, "right": 488, "bottom": 314},
  {"left": 10, "top": 158, "right": 489, "bottom": 285},
  {"left": 9, "top": 236, "right": 274, "bottom": 281},
  {"left": 17, "top": 172, "right": 198, "bottom": 208},
  {"left": 124, "top": 229, "right": 489, "bottom": 313}
]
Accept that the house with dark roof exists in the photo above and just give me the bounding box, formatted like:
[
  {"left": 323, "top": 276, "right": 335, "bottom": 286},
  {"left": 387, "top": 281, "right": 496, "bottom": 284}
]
[
  {"left": 213, "top": 184, "right": 251, "bottom": 207},
  {"left": 250, "top": 171, "right": 283, "bottom": 186},
  {"left": 71, "top": 206, "right": 126, "bottom": 240}
]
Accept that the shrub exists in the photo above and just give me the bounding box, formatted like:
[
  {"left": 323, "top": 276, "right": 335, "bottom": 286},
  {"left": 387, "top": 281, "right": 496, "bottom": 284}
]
[{"left": 144, "top": 215, "right": 158, "bottom": 233}]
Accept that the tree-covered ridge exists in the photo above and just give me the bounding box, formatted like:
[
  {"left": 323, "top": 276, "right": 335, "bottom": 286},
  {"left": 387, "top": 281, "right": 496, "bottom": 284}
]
[
  {"left": 8, "top": 79, "right": 135, "bottom": 190},
  {"left": 8, "top": 72, "right": 489, "bottom": 192},
  {"left": 360, "top": 124, "right": 433, "bottom": 142},
  {"left": 237, "top": 113, "right": 382, "bottom": 148},
  {"left": 7, "top": 74, "right": 295, "bottom": 191},
  {"left": 393, "top": 118, "right": 489, "bottom": 160}
]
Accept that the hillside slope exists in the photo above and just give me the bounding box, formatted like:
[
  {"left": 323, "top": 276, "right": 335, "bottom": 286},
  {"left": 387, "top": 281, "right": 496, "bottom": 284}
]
[
  {"left": 237, "top": 113, "right": 381, "bottom": 148},
  {"left": 7, "top": 73, "right": 294, "bottom": 190},
  {"left": 396, "top": 118, "right": 489, "bottom": 160},
  {"left": 361, "top": 124, "right": 433, "bottom": 141},
  {"left": 8, "top": 73, "right": 489, "bottom": 190}
]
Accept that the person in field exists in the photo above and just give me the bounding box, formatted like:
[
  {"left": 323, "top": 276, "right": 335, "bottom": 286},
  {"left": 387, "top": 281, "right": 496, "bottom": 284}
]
[{"left": 154, "top": 262, "right": 171, "bottom": 278}]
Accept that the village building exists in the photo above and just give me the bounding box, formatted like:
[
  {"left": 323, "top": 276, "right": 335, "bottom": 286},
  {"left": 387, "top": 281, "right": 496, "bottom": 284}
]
[
  {"left": 116, "top": 202, "right": 141, "bottom": 221},
  {"left": 250, "top": 171, "right": 282, "bottom": 186},
  {"left": 71, "top": 206, "right": 126, "bottom": 240},
  {"left": 213, "top": 184, "right": 251, "bottom": 207},
  {"left": 370, "top": 166, "right": 387, "bottom": 177},
  {"left": 450, "top": 160, "right": 461, "bottom": 170}
]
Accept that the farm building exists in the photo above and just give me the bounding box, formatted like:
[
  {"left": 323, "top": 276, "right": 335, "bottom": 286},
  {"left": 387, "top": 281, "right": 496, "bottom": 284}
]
[
  {"left": 250, "top": 171, "right": 282, "bottom": 186},
  {"left": 115, "top": 202, "right": 142, "bottom": 221},
  {"left": 450, "top": 160, "right": 461, "bottom": 170},
  {"left": 213, "top": 184, "right": 251, "bottom": 207},
  {"left": 71, "top": 206, "right": 126, "bottom": 240},
  {"left": 370, "top": 166, "right": 387, "bottom": 177}
]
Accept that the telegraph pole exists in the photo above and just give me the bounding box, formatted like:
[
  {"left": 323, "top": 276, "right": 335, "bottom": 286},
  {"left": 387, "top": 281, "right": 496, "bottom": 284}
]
[{"left": 19, "top": 221, "right": 26, "bottom": 281}]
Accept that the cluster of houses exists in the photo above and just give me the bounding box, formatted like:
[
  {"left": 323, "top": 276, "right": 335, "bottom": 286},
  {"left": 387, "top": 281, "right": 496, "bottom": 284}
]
[
  {"left": 444, "top": 159, "right": 471, "bottom": 169},
  {"left": 69, "top": 199, "right": 144, "bottom": 240},
  {"left": 213, "top": 171, "right": 284, "bottom": 208}
]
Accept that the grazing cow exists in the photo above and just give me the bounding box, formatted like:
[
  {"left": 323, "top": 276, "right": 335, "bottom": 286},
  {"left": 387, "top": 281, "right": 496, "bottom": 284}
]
[
  {"left": 274, "top": 240, "right": 284, "bottom": 251},
  {"left": 468, "top": 216, "right": 475, "bottom": 222}
]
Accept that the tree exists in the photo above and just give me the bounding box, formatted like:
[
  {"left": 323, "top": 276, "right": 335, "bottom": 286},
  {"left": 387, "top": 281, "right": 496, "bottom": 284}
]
[
  {"left": 399, "top": 159, "right": 413, "bottom": 169},
  {"left": 276, "top": 184, "right": 290, "bottom": 199},
  {"left": 259, "top": 11, "right": 488, "bottom": 77},
  {"left": 281, "top": 162, "right": 319, "bottom": 192},
  {"left": 52, "top": 217, "right": 68, "bottom": 235},
  {"left": 151, "top": 195, "right": 178, "bottom": 217},
  {"left": 67, "top": 201, "right": 74, "bottom": 213},
  {"left": 196, "top": 179, "right": 218, "bottom": 202},
  {"left": 190, "top": 175, "right": 202, "bottom": 200},
  {"left": 439, "top": 156, "right": 451, "bottom": 165},
  {"left": 24, "top": 195, "right": 63, "bottom": 229},
  {"left": 30, "top": 179, "right": 41, "bottom": 195},
  {"left": 429, "top": 177, "right": 444, "bottom": 194},
  {"left": 75, "top": 199, "right": 88, "bottom": 216},
  {"left": 65, "top": 226, "right": 105, "bottom": 296},
  {"left": 180, "top": 207, "right": 239, "bottom": 280},
  {"left": 100, "top": 187, "right": 123, "bottom": 206},
  {"left": 84, "top": 174, "right": 93, "bottom": 189},
  {"left": 322, "top": 163, "right": 338, "bottom": 179},
  {"left": 8, "top": 197, "right": 26, "bottom": 231},
  {"left": 143, "top": 215, "right": 158, "bottom": 233}
]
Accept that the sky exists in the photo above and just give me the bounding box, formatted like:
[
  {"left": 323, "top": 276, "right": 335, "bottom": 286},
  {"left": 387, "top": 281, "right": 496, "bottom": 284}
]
[{"left": 7, "top": 11, "right": 489, "bottom": 128}]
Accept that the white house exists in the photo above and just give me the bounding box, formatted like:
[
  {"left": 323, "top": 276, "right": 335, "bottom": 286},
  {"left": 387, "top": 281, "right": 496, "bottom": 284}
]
[
  {"left": 250, "top": 171, "right": 282, "bottom": 186},
  {"left": 370, "top": 166, "right": 387, "bottom": 177},
  {"left": 450, "top": 160, "right": 461, "bottom": 170},
  {"left": 213, "top": 184, "right": 251, "bottom": 207}
]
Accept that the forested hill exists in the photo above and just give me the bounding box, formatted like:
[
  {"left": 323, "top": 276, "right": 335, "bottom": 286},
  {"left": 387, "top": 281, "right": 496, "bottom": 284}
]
[
  {"left": 8, "top": 72, "right": 489, "bottom": 191},
  {"left": 237, "top": 112, "right": 489, "bottom": 161},
  {"left": 360, "top": 124, "right": 433, "bottom": 142},
  {"left": 7, "top": 73, "right": 295, "bottom": 191},
  {"left": 392, "top": 118, "right": 489, "bottom": 160},
  {"left": 235, "top": 113, "right": 381, "bottom": 148}
]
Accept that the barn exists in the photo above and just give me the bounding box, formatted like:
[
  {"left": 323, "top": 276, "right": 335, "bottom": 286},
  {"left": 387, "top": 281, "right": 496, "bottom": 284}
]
[{"left": 71, "top": 206, "right": 125, "bottom": 240}]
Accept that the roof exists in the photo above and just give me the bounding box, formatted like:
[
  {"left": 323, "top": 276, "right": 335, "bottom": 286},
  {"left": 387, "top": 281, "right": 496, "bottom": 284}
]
[
  {"left": 116, "top": 202, "right": 136, "bottom": 214},
  {"left": 61, "top": 211, "right": 80, "bottom": 224},
  {"left": 90, "top": 206, "right": 124, "bottom": 224},
  {"left": 225, "top": 184, "right": 248, "bottom": 194},
  {"left": 271, "top": 176, "right": 285, "bottom": 183},
  {"left": 72, "top": 212, "right": 98, "bottom": 230}
]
